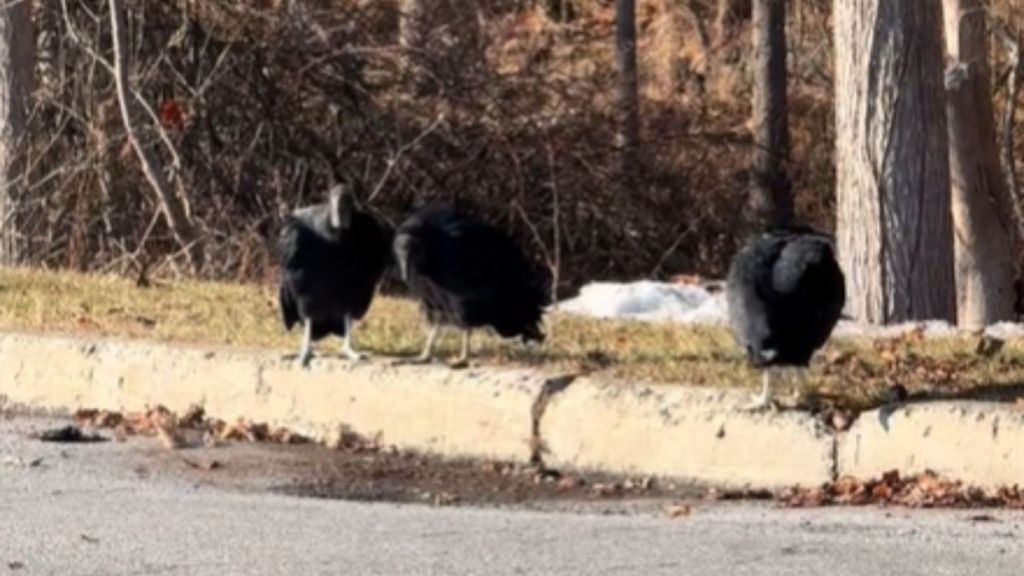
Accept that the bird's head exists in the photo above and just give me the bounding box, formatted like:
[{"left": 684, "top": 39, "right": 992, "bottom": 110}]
[
  {"left": 393, "top": 233, "right": 421, "bottom": 283},
  {"left": 328, "top": 184, "right": 360, "bottom": 230}
]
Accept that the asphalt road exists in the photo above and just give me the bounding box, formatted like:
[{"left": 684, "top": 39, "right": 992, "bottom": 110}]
[{"left": 2, "top": 415, "right": 1022, "bottom": 576}]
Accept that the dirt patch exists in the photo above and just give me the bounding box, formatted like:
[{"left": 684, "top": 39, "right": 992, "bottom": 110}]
[{"left": 153, "top": 439, "right": 705, "bottom": 511}]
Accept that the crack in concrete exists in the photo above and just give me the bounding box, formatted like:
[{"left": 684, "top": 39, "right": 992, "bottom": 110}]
[{"left": 529, "top": 373, "right": 577, "bottom": 465}]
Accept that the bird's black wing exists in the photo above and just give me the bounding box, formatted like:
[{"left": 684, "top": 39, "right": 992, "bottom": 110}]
[
  {"left": 278, "top": 280, "right": 300, "bottom": 330},
  {"left": 726, "top": 235, "right": 785, "bottom": 352}
]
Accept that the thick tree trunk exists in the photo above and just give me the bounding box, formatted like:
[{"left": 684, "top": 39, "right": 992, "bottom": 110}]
[
  {"left": 0, "top": 0, "right": 34, "bottom": 265},
  {"left": 109, "top": 0, "right": 204, "bottom": 274},
  {"left": 713, "top": 0, "right": 752, "bottom": 49},
  {"left": 747, "top": 0, "right": 792, "bottom": 228},
  {"left": 834, "top": 0, "right": 956, "bottom": 323},
  {"left": 942, "top": 0, "right": 1017, "bottom": 328},
  {"left": 616, "top": 0, "right": 640, "bottom": 190}
]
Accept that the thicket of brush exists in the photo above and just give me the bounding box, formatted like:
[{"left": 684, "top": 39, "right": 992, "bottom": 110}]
[{"left": 14, "top": 1, "right": 1024, "bottom": 294}]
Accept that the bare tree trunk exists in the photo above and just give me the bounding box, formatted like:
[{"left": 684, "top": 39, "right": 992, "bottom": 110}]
[
  {"left": 109, "top": 0, "right": 204, "bottom": 274},
  {"left": 834, "top": 0, "right": 956, "bottom": 323},
  {"left": 399, "top": 0, "right": 430, "bottom": 90},
  {"left": 747, "top": 0, "right": 792, "bottom": 228},
  {"left": 0, "top": 0, "right": 35, "bottom": 265},
  {"left": 713, "top": 0, "right": 752, "bottom": 49},
  {"left": 942, "top": 0, "right": 1017, "bottom": 328},
  {"left": 616, "top": 0, "right": 640, "bottom": 190},
  {"left": 398, "top": 0, "right": 427, "bottom": 53}
]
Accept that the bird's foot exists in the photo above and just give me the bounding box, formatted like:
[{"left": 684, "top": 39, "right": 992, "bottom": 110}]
[
  {"left": 447, "top": 357, "right": 470, "bottom": 370},
  {"left": 741, "top": 393, "right": 778, "bottom": 413},
  {"left": 298, "top": 351, "right": 314, "bottom": 370},
  {"left": 340, "top": 348, "right": 368, "bottom": 362},
  {"left": 390, "top": 355, "right": 434, "bottom": 367}
]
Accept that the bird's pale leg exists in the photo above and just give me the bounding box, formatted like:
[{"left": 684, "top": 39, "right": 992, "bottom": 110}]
[
  {"left": 743, "top": 369, "right": 778, "bottom": 411},
  {"left": 449, "top": 329, "right": 471, "bottom": 369},
  {"left": 340, "top": 315, "right": 366, "bottom": 361},
  {"left": 416, "top": 324, "right": 440, "bottom": 362},
  {"left": 792, "top": 367, "right": 808, "bottom": 397},
  {"left": 390, "top": 324, "right": 440, "bottom": 366},
  {"left": 298, "top": 319, "right": 314, "bottom": 368}
]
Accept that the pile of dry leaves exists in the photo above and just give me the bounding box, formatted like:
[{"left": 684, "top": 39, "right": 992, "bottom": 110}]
[
  {"left": 73, "top": 405, "right": 315, "bottom": 450},
  {"left": 778, "top": 470, "right": 1024, "bottom": 509}
]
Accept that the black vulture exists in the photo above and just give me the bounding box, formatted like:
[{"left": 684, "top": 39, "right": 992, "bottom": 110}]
[
  {"left": 277, "top": 184, "right": 393, "bottom": 366},
  {"left": 393, "top": 204, "right": 549, "bottom": 366},
  {"left": 726, "top": 226, "right": 846, "bottom": 410}
]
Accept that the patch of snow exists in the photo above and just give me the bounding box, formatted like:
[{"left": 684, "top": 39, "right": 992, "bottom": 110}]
[
  {"left": 985, "top": 322, "right": 1024, "bottom": 340},
  {"left": 553, "top": 281, "right": 727, "bottom": 325}
]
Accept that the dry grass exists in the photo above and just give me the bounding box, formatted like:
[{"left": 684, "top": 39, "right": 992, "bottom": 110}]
[{"left": 4, "top": 266, "right": 1024, "bottom": 411}]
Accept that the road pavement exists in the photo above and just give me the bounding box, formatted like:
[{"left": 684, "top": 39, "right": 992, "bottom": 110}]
[{"left": 1, "top": 415, "right": 1021, "bottom": 576}]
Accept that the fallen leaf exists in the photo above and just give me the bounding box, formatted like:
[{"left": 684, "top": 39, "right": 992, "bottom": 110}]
[
  {"left": 269, "top": 427, "right": 310, "bottom": 444},
  {"left": 591, "top": 482, "right": 622, "bottom": 497},
  {"left": 871, "top": 482, "right": 893, "bottom": 501},
  {"left": 881, "top": 469, "right": 901, "bottom": 485},
  {"left": 180, "top": 404, "right": 206, "bottom": 428},
  {"left": 556, "top": 476, "right": 584, "bottom": 491},
  {"left": 202, "top": 429, "right": 220, "bottom": 449},
  {"left": 432, "top": 492, "right": 459, "bottom": 506},
  {"left": 155, "top": 423, "right": 184, "bottom": 450},
  {"left": 181, "top": 457, "right": 221, "bottom": 471},
  {"left": 665, "top": 502, "right": 692, "bottom": 518}
]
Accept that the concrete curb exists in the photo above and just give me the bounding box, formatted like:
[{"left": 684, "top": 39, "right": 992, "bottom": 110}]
[
  {"left": 839, "top": 402, "right": 1024, "bottom": 489},
  {"left": 0, "top": 332, "right": 541, "bottom": 463},
  {"left": 2, "top": 330, "right": 1023, "bottom": 490},
  {"left": 539, "top": 378, "right": 834, "bottom": 488}
]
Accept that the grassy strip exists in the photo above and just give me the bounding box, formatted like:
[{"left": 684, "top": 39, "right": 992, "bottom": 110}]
[{"left": 2, "top": 266, "right": 1022, "bottom": 411}]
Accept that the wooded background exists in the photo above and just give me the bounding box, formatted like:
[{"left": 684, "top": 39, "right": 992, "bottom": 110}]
[{"left": 3, "top": 0, "right": 1024, "bottom": 304}]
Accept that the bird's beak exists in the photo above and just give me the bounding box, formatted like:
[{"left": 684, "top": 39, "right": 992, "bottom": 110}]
[{"left": 397, "top": 259, "right": 408, "bottom": 283}]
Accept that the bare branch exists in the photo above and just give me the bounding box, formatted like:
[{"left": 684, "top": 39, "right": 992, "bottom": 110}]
[
  {"left": 60, "top": 0, "right": 115, "bottom": 75},
  {"left": 108, "top": 0, "right": 203, "bottom": 272},
  {"left": 366, "top": 113, "right": 445, "bottom": 203}
]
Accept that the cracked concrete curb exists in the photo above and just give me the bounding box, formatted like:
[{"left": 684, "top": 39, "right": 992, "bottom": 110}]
[
  {"left": 2, "top": 331, "right": 1022, "bottom": 490},
  {"left": 538, "top": 378, "right": 835, "bottom": 488},
  {"left": 839, "top": 402, "right": 1024, "bottom": 489}
]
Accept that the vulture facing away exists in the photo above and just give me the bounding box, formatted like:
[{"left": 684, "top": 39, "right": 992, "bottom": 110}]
[{"left": 726, "top": 226, "right": 846, "bottom": 410}]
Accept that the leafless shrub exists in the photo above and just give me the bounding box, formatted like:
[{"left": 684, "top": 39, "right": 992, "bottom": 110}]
[{"left": 16, "top": 0, "right": 941, "bottom": 294}]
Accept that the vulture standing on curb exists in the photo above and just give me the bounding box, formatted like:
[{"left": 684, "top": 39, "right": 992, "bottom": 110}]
[
  {"left": 277, "top": 184, "right": 393, "bottom": 367},
  {"left": 726, "top": 226, "right": 846, "bottom": 410},
  {"left": 393, "top": 204, "right": 549, "bottom": 367}
]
